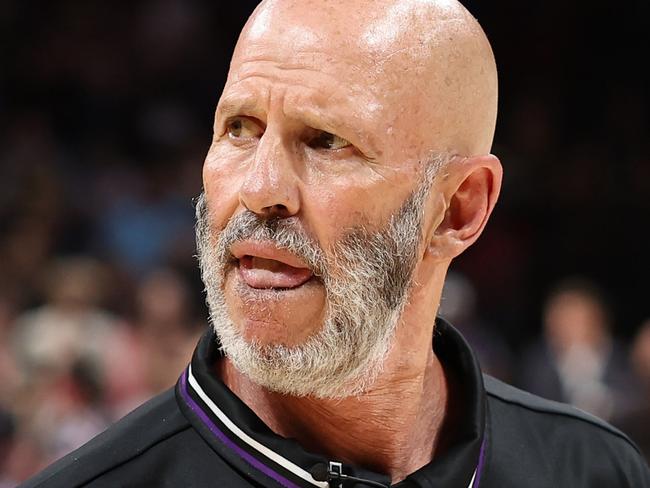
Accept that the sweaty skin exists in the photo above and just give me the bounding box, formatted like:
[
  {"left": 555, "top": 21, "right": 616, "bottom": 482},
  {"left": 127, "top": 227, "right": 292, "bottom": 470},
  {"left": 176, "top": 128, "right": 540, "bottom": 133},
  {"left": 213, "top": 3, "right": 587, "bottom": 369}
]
[{"left": 203, "top": 0, "right": 501, "bottom": 481}]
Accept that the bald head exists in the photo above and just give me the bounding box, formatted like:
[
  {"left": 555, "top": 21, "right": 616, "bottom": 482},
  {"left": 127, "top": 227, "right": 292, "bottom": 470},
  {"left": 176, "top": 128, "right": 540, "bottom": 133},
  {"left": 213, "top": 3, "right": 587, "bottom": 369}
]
[
  {"left": 201, "top": 0, "right": 503, "bottom": 403},
  {"left": 229, "top": 0, "right": 498, "bottom": 157}
]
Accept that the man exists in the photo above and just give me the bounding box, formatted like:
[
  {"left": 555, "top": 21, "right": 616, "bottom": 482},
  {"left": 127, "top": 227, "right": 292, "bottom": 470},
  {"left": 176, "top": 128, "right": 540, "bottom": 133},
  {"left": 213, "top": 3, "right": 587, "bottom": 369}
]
[
  {"left": 520, "top": 279, "right": 637, "bottom": 421},
  {"left": 21, "top": 0, "right": 650, "bottom": 487}
]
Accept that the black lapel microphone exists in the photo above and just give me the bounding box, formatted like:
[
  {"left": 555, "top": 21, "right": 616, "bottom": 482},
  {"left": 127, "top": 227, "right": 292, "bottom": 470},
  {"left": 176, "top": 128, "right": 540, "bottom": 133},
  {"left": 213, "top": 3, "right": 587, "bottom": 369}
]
[{"left": 310, "top": 461, "right": 390, "bottom": 488}]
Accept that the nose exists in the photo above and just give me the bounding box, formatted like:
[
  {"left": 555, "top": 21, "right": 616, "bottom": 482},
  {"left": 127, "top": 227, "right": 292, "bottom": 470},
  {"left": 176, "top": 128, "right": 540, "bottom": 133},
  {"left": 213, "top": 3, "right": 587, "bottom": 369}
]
[{"left": 239, "top": 133, "right": 300, "bottom": 219}]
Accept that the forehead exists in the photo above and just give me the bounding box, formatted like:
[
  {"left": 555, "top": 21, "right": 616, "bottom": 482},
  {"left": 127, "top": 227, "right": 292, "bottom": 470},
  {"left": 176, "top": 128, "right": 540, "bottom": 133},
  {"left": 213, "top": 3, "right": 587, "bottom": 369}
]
[
  {"left": 220, "top": 52, "right": 389, "bottom": 156},
  {"left": 227, "top": 16, "right": 403, "bottom": 152},
  {"left": 230, "top": 34, "right": 398, "bottom": 99}
]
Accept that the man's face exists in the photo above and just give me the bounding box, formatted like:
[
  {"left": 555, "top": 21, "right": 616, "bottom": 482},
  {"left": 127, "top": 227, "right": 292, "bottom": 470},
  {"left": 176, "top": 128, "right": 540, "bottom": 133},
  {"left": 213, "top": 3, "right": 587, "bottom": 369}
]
[
  {"left": 196, "top": 160, "right": 439, "bottom": 397},
  {"left": 199, "top": 2, "right": 459, "bottom": 397}
]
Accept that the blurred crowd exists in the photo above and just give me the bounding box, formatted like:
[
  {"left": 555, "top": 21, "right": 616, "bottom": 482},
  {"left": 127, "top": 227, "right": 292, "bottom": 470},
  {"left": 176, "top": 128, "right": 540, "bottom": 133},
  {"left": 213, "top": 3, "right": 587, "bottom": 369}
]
[
  {"left": 1, "top": 0, "right": 649, "bottom": 484},
  {"left": 440, "top": 274, "right": 650, "bottom": 462},
  {"left": 0, "top": 259, "right": 204, "bottom": 485}
]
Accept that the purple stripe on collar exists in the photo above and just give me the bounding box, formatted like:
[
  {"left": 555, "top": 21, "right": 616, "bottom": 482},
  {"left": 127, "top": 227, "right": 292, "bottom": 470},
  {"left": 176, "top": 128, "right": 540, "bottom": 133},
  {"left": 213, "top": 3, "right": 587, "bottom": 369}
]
[
  {"left": 472, "top": 437, "right": 487, "bottom": 488},
  {"left": 179, "top": 370, "right": 302, "bottom": 488}
]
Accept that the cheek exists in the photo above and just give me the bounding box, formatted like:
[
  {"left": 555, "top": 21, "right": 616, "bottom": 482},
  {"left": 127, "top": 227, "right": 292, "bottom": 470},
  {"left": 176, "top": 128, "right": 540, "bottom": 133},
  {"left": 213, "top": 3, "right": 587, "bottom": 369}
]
[
  {"left": 301, "top": 172, "right": 413, "bottom": 250},
  {"left": 202, "top": 144, "right": 248, "bottom": 228}
]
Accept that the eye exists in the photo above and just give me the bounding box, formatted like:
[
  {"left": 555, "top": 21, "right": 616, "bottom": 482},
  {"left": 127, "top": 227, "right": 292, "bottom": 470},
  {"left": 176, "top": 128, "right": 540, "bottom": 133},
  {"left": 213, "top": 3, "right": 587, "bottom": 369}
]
[
  {"left": 226, "top": 117, "right": 264, "bottom": 140},
  {"left": 308, "top": 131, "right": 352, "bottom": 150}
]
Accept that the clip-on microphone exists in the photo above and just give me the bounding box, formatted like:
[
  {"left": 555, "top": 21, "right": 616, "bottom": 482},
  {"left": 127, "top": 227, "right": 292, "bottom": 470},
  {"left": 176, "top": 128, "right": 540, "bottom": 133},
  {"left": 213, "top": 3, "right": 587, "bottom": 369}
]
[{"left": 311, "top": 461, "right": 390, "bottom": 488}]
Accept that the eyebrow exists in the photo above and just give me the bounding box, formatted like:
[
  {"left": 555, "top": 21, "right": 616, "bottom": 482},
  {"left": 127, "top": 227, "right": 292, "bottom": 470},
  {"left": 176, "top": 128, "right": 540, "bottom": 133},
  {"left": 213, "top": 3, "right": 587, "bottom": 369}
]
[
  {"left": 281, "top": 96, "right": 382, "bottom": 156},
  {"left": 215, "top": 91, "right": 269, "bottom": 124}
]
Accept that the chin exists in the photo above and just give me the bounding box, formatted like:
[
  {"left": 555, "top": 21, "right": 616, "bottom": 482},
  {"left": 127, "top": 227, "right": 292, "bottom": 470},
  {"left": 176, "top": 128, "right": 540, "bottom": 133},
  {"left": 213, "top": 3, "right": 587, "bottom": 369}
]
[
  {"left": 223, "top": 272, "right": 328, "bottom": 348},
  {"left": 236, "top": 318, "right": 312, "bottom": 349}
]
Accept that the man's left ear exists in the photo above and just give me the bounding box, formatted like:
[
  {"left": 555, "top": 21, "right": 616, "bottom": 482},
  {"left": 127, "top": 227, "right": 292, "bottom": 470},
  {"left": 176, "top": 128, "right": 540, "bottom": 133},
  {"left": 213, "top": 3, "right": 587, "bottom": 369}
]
[{"left": 426, "top": 154, "right": 502, "bottom": 261}]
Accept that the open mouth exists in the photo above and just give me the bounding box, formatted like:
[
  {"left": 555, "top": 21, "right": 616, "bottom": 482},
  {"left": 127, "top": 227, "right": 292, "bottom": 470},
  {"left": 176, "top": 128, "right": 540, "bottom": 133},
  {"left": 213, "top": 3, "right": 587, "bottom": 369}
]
[
  {"left": 238, "top": 255, "right": 314, "bottom": 289},
  {"left": 231, "top": 242, "right": 315, "bottom": 290}
]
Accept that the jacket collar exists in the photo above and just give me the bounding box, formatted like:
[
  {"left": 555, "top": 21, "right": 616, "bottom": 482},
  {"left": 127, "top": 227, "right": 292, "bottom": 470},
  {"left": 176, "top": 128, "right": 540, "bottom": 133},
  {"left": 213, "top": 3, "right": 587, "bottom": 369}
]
[{"left": 175, "top": 317, "right": 487, "bottom": 487}]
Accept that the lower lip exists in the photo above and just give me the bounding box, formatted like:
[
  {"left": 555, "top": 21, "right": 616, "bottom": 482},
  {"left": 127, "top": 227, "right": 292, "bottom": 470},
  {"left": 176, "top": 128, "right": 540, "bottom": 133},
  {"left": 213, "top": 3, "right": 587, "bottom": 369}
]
[
  {"left": 231, "top": 268, "right": 322, "bottom": 305},
  {"left": 236, "top": 274, "right": 318, "bottom": 296}
]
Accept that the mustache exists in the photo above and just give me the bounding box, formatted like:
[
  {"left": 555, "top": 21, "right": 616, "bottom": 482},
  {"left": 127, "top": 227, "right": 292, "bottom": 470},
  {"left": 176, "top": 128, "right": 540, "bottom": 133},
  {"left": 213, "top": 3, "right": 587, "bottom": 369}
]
[{"left": 195, "top": 194, "right": 326, "bottom": 276}]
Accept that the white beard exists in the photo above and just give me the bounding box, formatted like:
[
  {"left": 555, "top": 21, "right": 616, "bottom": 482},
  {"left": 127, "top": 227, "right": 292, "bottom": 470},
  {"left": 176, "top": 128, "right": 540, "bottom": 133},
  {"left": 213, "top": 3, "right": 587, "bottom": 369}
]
[{"left": 195, "top": 157, "right": 442, "bottom": 399}]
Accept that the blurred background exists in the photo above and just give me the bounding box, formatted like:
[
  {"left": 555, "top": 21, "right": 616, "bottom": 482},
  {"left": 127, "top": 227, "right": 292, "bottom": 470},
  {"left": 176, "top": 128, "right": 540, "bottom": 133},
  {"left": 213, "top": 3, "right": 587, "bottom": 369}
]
[{"left": 1, "top": 0, "right": 649, "bottom": 483}]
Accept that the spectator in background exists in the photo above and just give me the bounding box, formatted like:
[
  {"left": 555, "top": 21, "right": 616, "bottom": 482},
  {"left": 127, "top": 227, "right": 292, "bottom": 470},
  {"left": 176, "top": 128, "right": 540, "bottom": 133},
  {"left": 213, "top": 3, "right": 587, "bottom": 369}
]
[
  {"left": 614, "top": 319, "right": 650, "bottom": 461},
  {"left": 104, "top": 267, "right": 204, "bottom": 417},
  {"left": 95, "top": 170, "right": 197, "bottom": 277},
  {"left": 10, "top": 257, "right": 117, "bottom": 382},
  {"left": 8, "top": 257, "right": 116, "bottom": 465},
  {"left": 2, "top": 259, "right": 204, "bottom": 481},
  {"left": 519, "top": 278, "right": 636, "bottom": 421}
]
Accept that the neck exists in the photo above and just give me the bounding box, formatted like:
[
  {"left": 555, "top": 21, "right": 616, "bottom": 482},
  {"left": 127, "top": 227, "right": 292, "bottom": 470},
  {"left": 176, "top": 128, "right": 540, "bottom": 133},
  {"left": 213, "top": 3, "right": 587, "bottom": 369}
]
[{"left": 220, "top": 345, "right": 448, "bottom": 482}]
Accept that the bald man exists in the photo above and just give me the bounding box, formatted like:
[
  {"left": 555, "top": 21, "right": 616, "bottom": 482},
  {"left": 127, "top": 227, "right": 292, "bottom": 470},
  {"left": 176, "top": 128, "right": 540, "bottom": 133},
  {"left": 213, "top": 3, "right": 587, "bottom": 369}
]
[{"left": 21, "top": 1, "right": 650, "bottom": 487}]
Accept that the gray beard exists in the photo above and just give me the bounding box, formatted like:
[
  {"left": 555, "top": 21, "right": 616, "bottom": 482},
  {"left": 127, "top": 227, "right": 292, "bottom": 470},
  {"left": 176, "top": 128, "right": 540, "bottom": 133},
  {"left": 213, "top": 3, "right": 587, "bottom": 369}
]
[{"left": 195, "top": 158, "right": 441, "bottom": 399}]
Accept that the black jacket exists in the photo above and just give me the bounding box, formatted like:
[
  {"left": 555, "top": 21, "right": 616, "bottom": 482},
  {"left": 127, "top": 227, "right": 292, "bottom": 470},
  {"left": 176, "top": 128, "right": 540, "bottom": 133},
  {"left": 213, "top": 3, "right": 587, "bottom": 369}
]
[{"left": 20, "top": 319, "right": 650, "bottom": 487}]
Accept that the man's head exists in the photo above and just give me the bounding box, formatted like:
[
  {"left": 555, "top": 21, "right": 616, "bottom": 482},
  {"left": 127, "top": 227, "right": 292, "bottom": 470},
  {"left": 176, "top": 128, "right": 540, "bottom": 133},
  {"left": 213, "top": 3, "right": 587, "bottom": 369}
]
[
  {"left": 197, "top": 0, "right": 502, "bottom": 398},
  {"left": 543, "top": 279, "right": 612, "bottom": 353}
]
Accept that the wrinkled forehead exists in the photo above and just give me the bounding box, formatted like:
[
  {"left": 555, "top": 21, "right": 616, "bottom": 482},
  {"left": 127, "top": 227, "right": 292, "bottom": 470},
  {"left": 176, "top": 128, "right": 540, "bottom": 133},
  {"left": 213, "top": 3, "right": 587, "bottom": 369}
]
[{"left": 226, "top": 0, "right": 497, "bottom": 156}]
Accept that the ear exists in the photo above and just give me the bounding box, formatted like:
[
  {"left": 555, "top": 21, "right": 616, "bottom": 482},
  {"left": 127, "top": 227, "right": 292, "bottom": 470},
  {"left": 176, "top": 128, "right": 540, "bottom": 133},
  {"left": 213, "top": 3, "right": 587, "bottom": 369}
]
[{"left": 426, "top": 154, "right": 502, "bottom": 261}]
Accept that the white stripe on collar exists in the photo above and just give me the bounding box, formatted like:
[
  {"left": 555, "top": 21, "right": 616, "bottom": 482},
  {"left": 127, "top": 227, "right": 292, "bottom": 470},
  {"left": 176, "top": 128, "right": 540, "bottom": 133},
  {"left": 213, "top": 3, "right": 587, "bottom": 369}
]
[
  {"left": 468, "top": 468, "right": 477, "bottom": 487},
  {"left": 188, "top": 365, "right": 328, "bottom": 487}
]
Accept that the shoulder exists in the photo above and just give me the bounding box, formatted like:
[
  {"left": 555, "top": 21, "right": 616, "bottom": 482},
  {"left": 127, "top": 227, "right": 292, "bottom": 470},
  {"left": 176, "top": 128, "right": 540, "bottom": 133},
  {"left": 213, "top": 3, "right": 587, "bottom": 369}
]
[
  {"left": 483, "top": 375, "right": 650, "bottom": 487},
  {"left": 19, "top": 389, "right": 191, "bottom": 488},
  {"left": 484, "top": 374, "right": 629, "bottom": 438}
]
